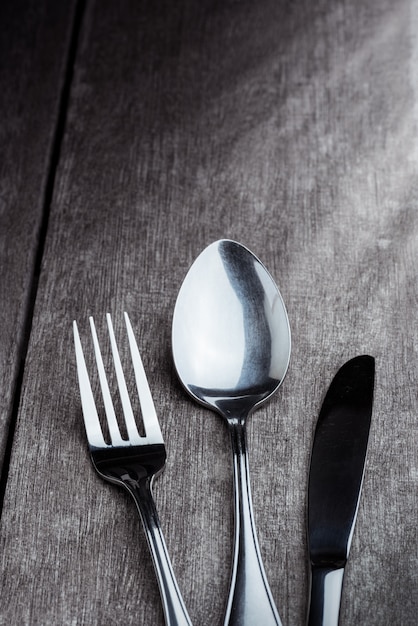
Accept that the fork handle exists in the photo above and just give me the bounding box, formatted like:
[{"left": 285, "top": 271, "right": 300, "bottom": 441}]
[
  {"left": 127, "top": 479, "right": 193, "bottom": 626},
  {"left": 225, "top": 419, "right": 282, "bottom": 626}
]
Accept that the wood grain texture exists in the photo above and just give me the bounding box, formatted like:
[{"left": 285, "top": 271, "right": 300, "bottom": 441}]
[
  {"left": 0, "top": 0, "right": 79, "bottom": 478},
  {"left": 1, "top": 0, "right": 418, "bottom": 624}
]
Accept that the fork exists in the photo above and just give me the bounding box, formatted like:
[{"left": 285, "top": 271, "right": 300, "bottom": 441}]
[{"left": 73, "top": 312, "right": 193, "bottom": 626}]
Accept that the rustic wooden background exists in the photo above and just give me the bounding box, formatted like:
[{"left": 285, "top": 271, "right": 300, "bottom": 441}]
[{"left": 1, "top": 0, "right": 417, "bottom": 624}]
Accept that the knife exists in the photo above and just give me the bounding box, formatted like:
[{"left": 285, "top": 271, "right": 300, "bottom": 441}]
[{"left": 307, "top": 355, "right": 375, "bottom": 626}]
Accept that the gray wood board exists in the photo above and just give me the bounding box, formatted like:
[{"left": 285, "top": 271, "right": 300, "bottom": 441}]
[
  {"left": 1, "top": 0, "right": 417, "bottom": 624},
  {"left": 0, "top": 0, "right": 79, "bottom": 478}
]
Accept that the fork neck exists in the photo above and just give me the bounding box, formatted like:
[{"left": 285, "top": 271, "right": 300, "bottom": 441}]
[{"left": 123, "top": 477, "right": 193, "bottom": 626}]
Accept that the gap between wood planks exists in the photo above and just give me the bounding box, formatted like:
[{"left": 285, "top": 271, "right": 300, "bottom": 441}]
[{"left": 0, "top": 0, "right": 87, "bottom": 516}]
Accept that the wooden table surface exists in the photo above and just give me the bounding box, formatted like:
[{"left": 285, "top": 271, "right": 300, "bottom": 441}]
[{"left": 1, "top": 1, "right": 417, "bottom": 624}]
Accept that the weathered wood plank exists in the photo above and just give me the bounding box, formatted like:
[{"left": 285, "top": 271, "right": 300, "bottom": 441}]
[
  {"left": 0, "top": 0, "right": 80, "bottom": 480},
  {"left": 1, "top": 0, "right": 418, "bottom": 624}
]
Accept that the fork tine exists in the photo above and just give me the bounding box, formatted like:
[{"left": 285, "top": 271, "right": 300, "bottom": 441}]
[
  {"left": 124, "top": 312, "right": 163, "bottom": 443},
  {"left": 89, "top": 317, "right": 125, "bottom": 447},
  {"left": 106, "top": 313, "right": 142, "bottom": 444},
  {"left": 73, "top": 320, "right": 107, "bottom": 448}
]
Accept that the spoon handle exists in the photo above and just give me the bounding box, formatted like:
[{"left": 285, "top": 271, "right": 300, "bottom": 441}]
[{"left": 224, "top": 419, "right": 282, "bottom": 626}]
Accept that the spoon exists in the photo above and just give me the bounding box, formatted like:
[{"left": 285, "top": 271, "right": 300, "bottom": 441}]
[{"left": 172, "top": 239, "right": 291, "bottom": 626}]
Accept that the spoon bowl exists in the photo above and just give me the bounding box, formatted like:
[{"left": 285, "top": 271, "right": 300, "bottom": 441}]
[
  {"left": 173, "top": 240, "right": 290, "bottom": 419},
  {"left": 172, "top": 239, "right": 291, "bottom": 626}
]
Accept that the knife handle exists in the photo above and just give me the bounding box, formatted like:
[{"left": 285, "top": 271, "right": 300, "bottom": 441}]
[{"left": 308, "top": 566, "right": 344, "bottom": 626}]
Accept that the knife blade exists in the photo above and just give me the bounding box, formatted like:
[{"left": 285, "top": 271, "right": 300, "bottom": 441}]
[{"left": 307, "top": 355, "right": 375, "bottom": 626}]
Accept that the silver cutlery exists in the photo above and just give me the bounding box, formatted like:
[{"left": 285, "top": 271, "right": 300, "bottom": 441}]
[
  {"left": 172, "top": 240, "right": 291, "bottom": 626},
  {"left": 73, "top": 312, "right": 192, "bottom": 626},
  {"left": 307, "top": 355, "right": 375, "bottom": 626}
]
